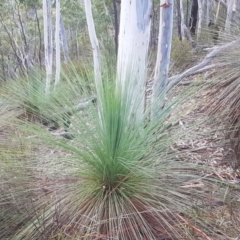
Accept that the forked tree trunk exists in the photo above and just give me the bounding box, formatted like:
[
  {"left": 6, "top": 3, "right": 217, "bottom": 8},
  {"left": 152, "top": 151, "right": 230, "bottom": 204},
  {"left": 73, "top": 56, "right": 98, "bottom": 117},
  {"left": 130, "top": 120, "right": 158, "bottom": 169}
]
[
  {"left": 54, "top": 0, "right": 61, "bottom": 88},
  {"left": 43, "top": 0, "right": 53, "bottom": 93},
  {"left": 152, "top": 0, "right": 174, "bottom": 116},
  {"left": 117, "top": 0, "right": 152, "bottom": 119}
]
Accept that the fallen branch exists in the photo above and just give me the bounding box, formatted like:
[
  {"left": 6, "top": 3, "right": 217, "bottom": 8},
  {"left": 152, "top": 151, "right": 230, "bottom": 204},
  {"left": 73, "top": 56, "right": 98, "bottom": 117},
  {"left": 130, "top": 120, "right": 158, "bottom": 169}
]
[
  {"left": 176, "top": 214, "right": 212, "bottom": 240},
  {"left": 167, "top": 38, "right": 240, "bottom": 91}
]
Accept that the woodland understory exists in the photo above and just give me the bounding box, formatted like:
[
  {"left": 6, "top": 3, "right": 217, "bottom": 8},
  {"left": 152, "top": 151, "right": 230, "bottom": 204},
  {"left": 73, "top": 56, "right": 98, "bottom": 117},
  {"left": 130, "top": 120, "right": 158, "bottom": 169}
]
[{"left": 1, "top": 0, "right": 240, "bottom": 240}]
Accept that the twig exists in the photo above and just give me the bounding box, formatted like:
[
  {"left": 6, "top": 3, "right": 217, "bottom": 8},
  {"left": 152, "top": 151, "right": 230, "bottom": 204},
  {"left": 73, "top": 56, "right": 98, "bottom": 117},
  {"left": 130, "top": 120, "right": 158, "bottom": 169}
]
[{"left": 176, "top": 214, "right": 212, "bottom": 240}]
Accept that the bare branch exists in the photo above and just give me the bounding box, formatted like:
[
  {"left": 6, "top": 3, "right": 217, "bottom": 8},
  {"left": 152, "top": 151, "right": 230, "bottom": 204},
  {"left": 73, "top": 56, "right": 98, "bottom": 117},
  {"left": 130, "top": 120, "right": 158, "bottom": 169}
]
[
  {"left": 167, "top": 38, "right": 240, "bottom": 91},
  {"left": 214, "top": 0, "right": 227, "bottom": 9}
]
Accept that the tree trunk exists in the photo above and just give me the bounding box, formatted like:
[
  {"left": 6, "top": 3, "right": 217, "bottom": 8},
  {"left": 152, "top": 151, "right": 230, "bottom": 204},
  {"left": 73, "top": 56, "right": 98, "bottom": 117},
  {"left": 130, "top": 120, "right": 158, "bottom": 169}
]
[
  {"left": 225, "top": 0, "right": 235, "bottom": 32},
  {"left": 117, "top": 0, "right": 152, "bottom": 119},
  {"left": 180, "top": 0, "right": 185, "bottom": 40},
  {"left": 189, "top": 0, "right": 198, "bottom": 35},
  {"left": 112, "top": 0, "right": 119, "bottom": 57},
  {"left": 35, "top": 8, "right": 42, "bottom": 68},
  {"left": 176, "top": 0, "right": 182, "bottom": 40},
  {"left": 197, "top": 0, "right": 203, "bottom": 40},
  {"left": 233, "top": 0, "right": 240, "bottom": 24},
  {"left": 43, "top": 0, "right": 53, "bottom": 93},
  {"left": 152, "top": 0, "right": 174, "bottom": 116},
  {"left": 82, "top": 0, "right": 101, "bottom": 90},
  {"left": 54, "top": 0, "right": 61, "bottom": 88},
  {"left": 60, "top": 16, "right": 70, "bottom": 62},
  {"left": 186, "top": 0, "right": 189, "bottom": 26}
]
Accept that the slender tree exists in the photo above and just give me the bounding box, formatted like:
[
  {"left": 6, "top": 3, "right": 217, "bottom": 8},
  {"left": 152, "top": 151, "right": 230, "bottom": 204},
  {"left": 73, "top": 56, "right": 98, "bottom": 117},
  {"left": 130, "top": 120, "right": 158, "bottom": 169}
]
[
  {"left": 225, "top": 0, "right": 235, "bottom": 31},
  {"left": 43, "top": 0, "right": 53, "bottom": 93},
  {"left": 189, "top": 0, "right": 198, "bottom": 35},
  {"left": 54, "top": 0, "right": 61, "bottom": 88},
  {"left": 197, "top": 0, "right": 203, "bottom": 40},
  {"left": 82, "top": 0, "right": 101, "bottom": 95},
  {"left": 152, "top": 0, "right": 174, "bottom": 115}
]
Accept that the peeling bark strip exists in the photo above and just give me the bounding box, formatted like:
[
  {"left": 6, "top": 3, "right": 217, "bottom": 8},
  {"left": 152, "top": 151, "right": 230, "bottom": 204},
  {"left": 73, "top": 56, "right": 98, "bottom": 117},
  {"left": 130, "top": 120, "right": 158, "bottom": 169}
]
[{"left": 117, "top": 0, "right": 152, "bottom": 119}]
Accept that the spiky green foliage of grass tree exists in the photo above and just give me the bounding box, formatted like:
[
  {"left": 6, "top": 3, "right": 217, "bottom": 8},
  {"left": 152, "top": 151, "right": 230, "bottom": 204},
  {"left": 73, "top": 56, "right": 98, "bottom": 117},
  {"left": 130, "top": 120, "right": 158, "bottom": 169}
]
[{"left": 0, "top": 61, "right": 236, "bottom": 239}]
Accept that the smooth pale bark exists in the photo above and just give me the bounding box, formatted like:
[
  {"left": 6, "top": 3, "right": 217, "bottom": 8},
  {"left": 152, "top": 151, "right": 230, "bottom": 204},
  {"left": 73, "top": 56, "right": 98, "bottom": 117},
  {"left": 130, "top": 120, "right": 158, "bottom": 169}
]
[
  {"left": 232, "top": 0, "right": 240, "bottom": 23},
  {"left": 215, "top": 0, "right": 227, "bottom": 8},
  {"left": 82, "top": 0, "right": 101, "bottom": 88},
  {"left": 207, "top": 0, "right": 214, "bottom": 24},
  {"left": 180, "top": 0, "right": 185, "bottom": 40},
  {"left": 117, "top": 0, "right": 152, "bottom": 118},
  {"left": 152, "top": 0, "right": 174, "bottom": 115},
  {"left": 197, "top": 0, "right": 203, "bottom": 40},
  {"left": 215, "top": 0, "right": 221, "bottom": 23},
  {"left": 225, "top": 0, "right": 235, "bottom": 32},
  {"left": 43, "top": 0, "right": 53, "bottom": 93},
  {"left": 54, "top": 0, "right": 61, "bottom": 88},
  {"left": 60, "top": 17, "right": 70, "bottom": 62}
]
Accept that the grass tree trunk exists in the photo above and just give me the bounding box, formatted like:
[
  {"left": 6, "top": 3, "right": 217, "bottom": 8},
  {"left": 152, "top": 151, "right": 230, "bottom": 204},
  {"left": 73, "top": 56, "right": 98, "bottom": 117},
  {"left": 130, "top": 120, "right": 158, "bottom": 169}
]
[
  {"left": 54, "top": 0, "right": 61, "bottom": 88},
  {"left": 152, "top": 0, "right": 174, "bottom": 116},
  {"left": 43, "top": 0, "right": 53, "bottom": 93},
  {"left": 117, "top": 0, "right": 152, "bottom": 119}
]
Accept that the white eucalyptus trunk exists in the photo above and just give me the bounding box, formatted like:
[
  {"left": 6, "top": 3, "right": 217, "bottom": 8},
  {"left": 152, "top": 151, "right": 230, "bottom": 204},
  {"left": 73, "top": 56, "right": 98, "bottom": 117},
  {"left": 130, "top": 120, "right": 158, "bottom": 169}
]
[
  {"left": 152, "top": 0, "right": 174, "bottom": 115},
  {"left": 43, "top": 0, "right": 53, "bottom": 93},
  {"left": 180, "top": 0, "right": 185, "bottom": 40},
  {"left": 206, "top": 0, "right": 210, "bottom": 25},
  {"left": 82, "top": 0, "right": 101, "bottom": 88},
  {"left": 117, "top": 0, "right": 152, "bottom": 119},
  {"left": 54, "top": 0, "right": 61, "bottom": 88},
  {"left": 60, "top": 17, "right": 70, "bottom": 62},
  {"left": 225, "top": 0, "right": 235, "bottom": 31},
  {"left": 215, "top": 0, "right": 221, "bottom": 23},
  {"left": 197, "top": 0, "right": 203, "bottom": 40},
  {"left": 232, "top": 0, "right": 240, "bottom": 23}
]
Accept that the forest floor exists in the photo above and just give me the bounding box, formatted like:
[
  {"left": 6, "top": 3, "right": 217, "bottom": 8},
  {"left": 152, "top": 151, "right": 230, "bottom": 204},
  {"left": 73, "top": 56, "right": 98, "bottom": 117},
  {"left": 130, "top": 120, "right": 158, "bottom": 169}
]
[{"left": 167, "top": 73, "right": 240, "bottom": 239}]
